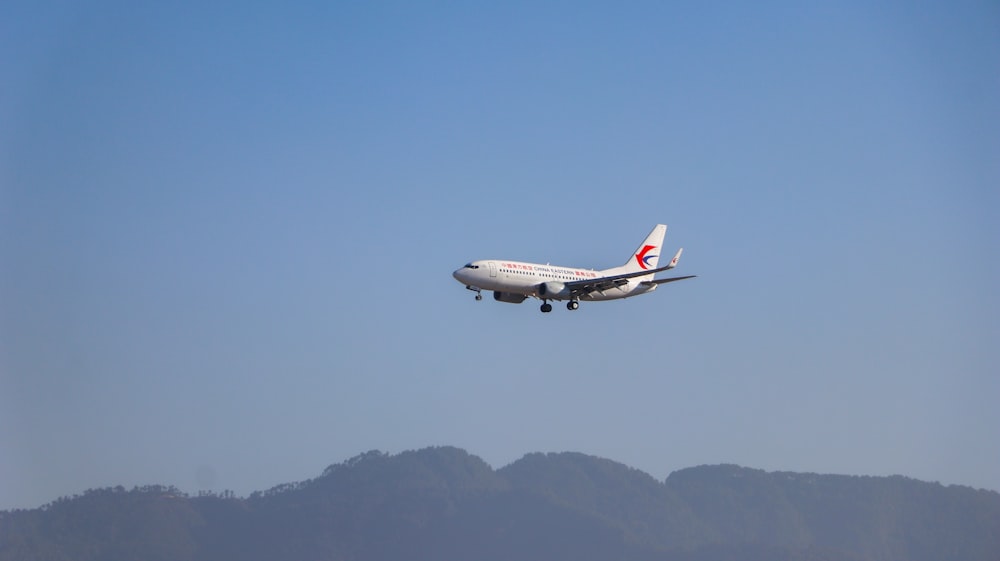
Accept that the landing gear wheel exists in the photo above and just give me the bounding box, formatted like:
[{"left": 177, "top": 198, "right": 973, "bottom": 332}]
[
  {"left": 540, "top": 302, "right": 553, "bottom": 313},
  {"left": 465, "top": 285, "right": 482, "bottom": 301},
  {"left": 567, "top": 301, "right": 579, "bottom": 310}
]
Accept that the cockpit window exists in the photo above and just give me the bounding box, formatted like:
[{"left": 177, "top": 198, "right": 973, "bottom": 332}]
[{"left": 464, "top": 263, "right": 479, "bottom": 269}]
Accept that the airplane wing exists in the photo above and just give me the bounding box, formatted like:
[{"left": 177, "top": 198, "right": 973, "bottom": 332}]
[
  {"left": 562, "top": 264, "right": 694, "bottom": 297},
  {"left": 558, "top": 247, "right": 695, "bottom": 297}
]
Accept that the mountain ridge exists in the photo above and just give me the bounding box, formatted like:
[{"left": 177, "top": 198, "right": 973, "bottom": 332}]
[{"left": 2, "top": 446, "right": 998, "bottom": 561}]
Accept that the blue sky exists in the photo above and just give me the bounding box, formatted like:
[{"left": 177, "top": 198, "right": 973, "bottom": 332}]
[{"left": 1, "top": 1, "right": 998, "bottom": 509}]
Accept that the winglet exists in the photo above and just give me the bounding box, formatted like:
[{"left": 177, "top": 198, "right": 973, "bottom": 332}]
[{"left": 665, "top": 248, "right": 683, "bottom": 270}]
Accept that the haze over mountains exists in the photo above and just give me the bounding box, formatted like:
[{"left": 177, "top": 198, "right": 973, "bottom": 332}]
[{"left": 2, "top": 447, "right": 997, "bottom": 561}]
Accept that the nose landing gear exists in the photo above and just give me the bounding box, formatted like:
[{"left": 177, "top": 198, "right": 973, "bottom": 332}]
[{"left": 465, "top": 286, "right": 482, "bottom": 301}]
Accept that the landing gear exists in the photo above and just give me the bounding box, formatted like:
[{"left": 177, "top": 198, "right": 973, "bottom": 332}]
[
  {"left": 539, "top": 300, "right": 576, "bottom": 313},
  {"left": 465, "top": 285, "right": 482, "bottom": 301},
  {"left": 475, "top": 293, "right": 483, "bottom": 301}
]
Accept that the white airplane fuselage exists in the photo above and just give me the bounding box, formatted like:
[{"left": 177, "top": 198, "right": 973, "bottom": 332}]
[
  {"left": 452, "top": 260, "right": 655, "bottom": 302},
  {"left": 452, "top": 224, "right": 694, "bottom": 313}
]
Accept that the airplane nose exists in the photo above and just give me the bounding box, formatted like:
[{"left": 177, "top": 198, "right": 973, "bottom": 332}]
[{"left": 453, "top": 266, "right": 475, "bottom": 284}]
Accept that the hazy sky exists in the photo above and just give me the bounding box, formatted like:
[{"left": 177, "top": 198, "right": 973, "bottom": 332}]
[{"left": 2, "top": 1, "right": 998, "bottom": 510}]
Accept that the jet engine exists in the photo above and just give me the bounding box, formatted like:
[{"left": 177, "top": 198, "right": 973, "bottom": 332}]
[
  {"left": 493, "top": 291, "right": 527, "bottom": 304},
  {"left": 537, "top": 281, "right": 571, "bottom": 299}
]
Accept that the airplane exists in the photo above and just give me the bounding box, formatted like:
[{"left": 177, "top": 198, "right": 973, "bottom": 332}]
[{"left": 452, "top": 224, "right": 695, "bottom": 313}]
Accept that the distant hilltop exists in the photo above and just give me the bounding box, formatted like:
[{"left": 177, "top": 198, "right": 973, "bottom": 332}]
[{"left": 1, "top": 446, "right": 998, "bottom": 561}]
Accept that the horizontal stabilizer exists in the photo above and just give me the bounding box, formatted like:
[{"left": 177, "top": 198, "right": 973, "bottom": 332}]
[{"left": 640, "top": 275, "right": 697, "bottom": 286}]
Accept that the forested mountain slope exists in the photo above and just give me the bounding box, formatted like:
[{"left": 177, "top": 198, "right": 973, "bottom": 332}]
[{"left": 2, "top": 447, "right": 997, "bottom": 561}]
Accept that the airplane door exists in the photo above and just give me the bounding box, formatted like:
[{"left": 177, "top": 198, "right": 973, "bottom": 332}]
[{"left": 488, "top": 262, "right": 497, "bottom": 278}]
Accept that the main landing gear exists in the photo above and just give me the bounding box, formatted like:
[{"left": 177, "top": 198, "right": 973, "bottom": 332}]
[
  {"left": 539, "top": 300, "right": 579, "bottom": 313},
  {"left": 465, "top": 285, "right": 482, "bottom": 301}
]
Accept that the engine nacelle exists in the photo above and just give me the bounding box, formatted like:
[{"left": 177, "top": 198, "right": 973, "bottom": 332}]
[
  {"left": 493, "top": 291, "right": 527, "bottom": 304},
  {"left": 537, "top": 281, "right": 571, "bottom": 299}
]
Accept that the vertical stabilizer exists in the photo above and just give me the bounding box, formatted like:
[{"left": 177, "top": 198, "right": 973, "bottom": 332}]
[{"left": 622, "top": 224, "right": 667, "bottom": 273}]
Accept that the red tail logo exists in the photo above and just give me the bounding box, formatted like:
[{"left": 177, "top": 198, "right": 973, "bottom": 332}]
[{"left": 635, "top": 245, "right": 658, "bottom": 270}]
